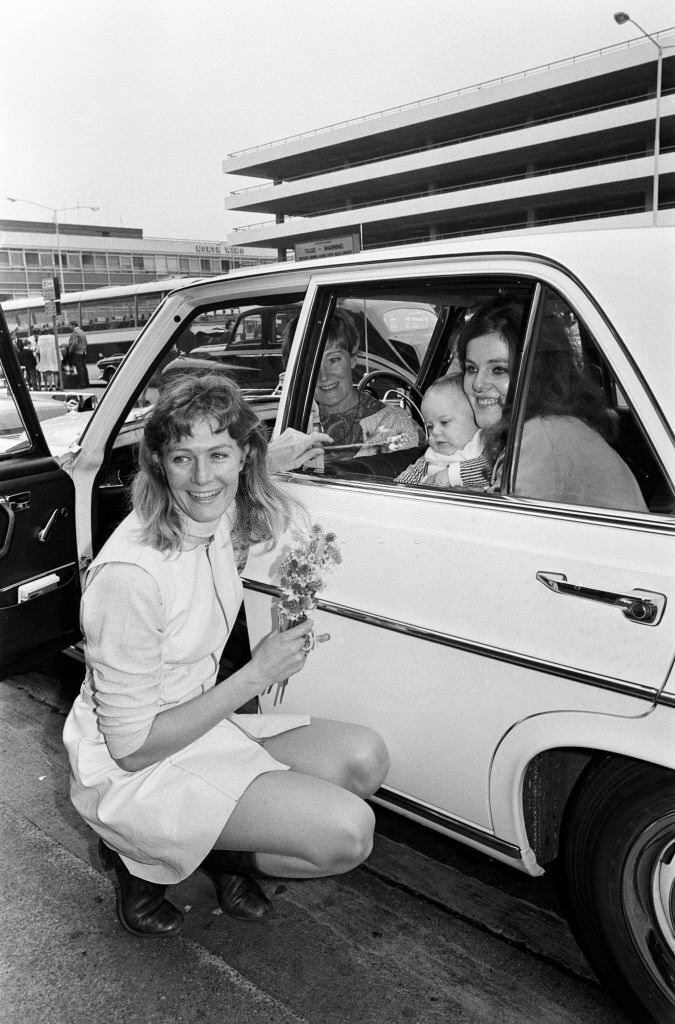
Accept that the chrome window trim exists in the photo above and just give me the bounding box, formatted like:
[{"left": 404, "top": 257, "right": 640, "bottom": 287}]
[{"left": 279, "top": 470, "right": 675, "bottom": 534}]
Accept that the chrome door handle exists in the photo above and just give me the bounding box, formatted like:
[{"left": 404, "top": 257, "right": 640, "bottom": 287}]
[
  {"left": 38, "top": 507, "right": 67, "bottom": 543},
  {"left": 0, "top": 498, "right": 16, "bottom": 559},
  {"left": 536, "top": 571, "right": 666, "bottom": 626}
]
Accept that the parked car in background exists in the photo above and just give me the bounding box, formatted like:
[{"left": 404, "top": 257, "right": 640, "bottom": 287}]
[
  {"left": 0, "top": 384, "right": 98, "bottom": 457},
  {"left": 1, "top": 229, "right": 673, "bottom": 1024}
]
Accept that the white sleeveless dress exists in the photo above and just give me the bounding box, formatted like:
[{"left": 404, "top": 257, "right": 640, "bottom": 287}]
[{"left": 62, "top": 511, "right": 309, "bottom": 884}]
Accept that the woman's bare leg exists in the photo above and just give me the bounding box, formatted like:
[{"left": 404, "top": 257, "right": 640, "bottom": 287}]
[
  {"left": 261, "top": 717, "right": 390, "bottom": 798},
  {"left": 214, "top": 769, "right": 376, "bottom": 878}
]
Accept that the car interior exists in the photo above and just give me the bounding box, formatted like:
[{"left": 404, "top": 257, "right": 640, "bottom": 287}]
[{"left": 303, "top": 279, "right": 674, "bottom": 515}]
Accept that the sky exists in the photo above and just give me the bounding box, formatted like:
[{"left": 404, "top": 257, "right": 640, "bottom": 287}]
[{"left": 1, "top": 0, "right": 673, "bottom": 243}]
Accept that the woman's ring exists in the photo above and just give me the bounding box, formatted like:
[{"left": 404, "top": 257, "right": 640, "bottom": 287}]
[{"left": 302, "top": 632, "right": 315, "bottom": 655}]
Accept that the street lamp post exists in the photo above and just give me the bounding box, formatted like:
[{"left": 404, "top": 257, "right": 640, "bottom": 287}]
[
  {"left": 613, "top": 12, "right": 663, "bottom": 224},
  {"left": 6, "top": 196, "right": 100, "bottom": 292},
  {"left": 6, "top": 196, "right": 99, "bottom": 390}
]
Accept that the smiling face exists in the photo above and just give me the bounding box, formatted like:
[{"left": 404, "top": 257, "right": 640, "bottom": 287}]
[
  {"left": 161, "top": 416, "right": 247, "bottom": 524},
  {"left": 315, "top": 343, "right": 356, "bottom": 414},
  {"left": 463, "top": 332, "right": 512, "bottom": 429},
  {"left": 422, "top": 384, "right": 477, "bottom": 454}
]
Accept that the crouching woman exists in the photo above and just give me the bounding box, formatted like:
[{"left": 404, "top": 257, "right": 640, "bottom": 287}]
[{"left": 63, "top": 372, "right": 389, "bottom": 937}]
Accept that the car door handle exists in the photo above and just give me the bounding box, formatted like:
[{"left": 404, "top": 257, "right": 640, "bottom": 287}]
[
  {"left": 536, "top": 571, "right": 666, "bottom": 626},
  {"left": 38, "top": 507, "right": 68, "bottom": 544},
  {"left": 0, "top": 498, "right": 16, "bottom": 559}
]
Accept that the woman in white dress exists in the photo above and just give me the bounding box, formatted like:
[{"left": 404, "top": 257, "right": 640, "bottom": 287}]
[{"left": 63, "top": 372, "right": 389, "bottom": 937}]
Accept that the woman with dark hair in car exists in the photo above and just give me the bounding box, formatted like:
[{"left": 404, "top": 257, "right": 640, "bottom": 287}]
[
  {"left": 63, "top": 372, "right": 389, "bottom": 938},
  {"left": 314, "top": 309, "right": 421, "bottom": 465},
  {"left": 456, "top": 298, "right": 647, "bottom": 512}
]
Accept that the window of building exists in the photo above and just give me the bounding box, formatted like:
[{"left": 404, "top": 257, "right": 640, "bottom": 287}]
[
  {"left": 144, "top": 256, "right": 155, "bottom": 272},
  {"left": 82, "top": 254, "right": 94, "bottom": 268},
  {"left": 155, "top": 256, "right": 168, "bottom": 275},
  {"left": 25, "top": 252, "right": 39, "bottom": 267},
  {"left": 9, "top": 251, "right": 24, "bottom": 267},
  {"left": 94, "top": 254, "right": 107, "bottom": 270},
  {"left": 108, "top": 254, "right": 120, "bottom": 269},
  {"left": 119, "top": 254, "right": 132, "bottom": 270},
  {"left": 220, "top": 259, "right": 230, "bottom": 273},
  {"left": 166, "top": 256, "right": 178, "bottom": 273},
  {"left": 0, "top": 252, "right": 9, "bottom": 267},
  {"left": 189, "top": 258, "right": 200, "bottom": 273},
  {"left": 179, "top": 257, "right": 190, "bottom": 273},
  {"left": 137, "top": 293, "right": 164, "bottom": 325},
  {"left": 133, "top": 256, "right": 144, "bottom": 271},
  {"left": 66, "top": 253, "right": 81, "bottom": 269},
  {"left": 39, "top": 253, "right": 54, "bottom": 269}
]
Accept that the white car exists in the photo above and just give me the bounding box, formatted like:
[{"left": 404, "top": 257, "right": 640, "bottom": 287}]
[{"left": 1, "top": 228, "right": 673, "bottom": 1024}]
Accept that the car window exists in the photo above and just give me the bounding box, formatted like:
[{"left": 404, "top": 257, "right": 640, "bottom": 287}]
[
  {"left": 185, "top": 302, "right": 294, "bottom": 391},
  {"left": 290, "top": 275, "right": 534, "bottom": 478},
  {"left": 0, "top": 381, "right": 30, "bottom": 456},
  {"left": 511, "top": 288, "right": 673, "bottom": 514},
  {"left": 221, "top": 304, "right": 301, "bottom": 352},
  {"left": 288, "top": 275, "right": 672, "bottom": 515}
]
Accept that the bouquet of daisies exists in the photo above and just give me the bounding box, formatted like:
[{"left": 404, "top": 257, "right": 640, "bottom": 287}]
[{"left": 271, "top": 524, "right": 341, "bottom": 705}]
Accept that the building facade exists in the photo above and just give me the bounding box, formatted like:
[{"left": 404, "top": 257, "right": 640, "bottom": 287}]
[
  {"left": 223, "top": 32, "right": 675, "bottom": 259},
  {"left": 0, "top": 219, "right": 274, "bottom": 301}
]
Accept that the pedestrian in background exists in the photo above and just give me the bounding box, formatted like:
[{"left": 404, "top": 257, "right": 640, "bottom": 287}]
[
  {"left": 21, "top": 330, "right": 39, "bottom": 390},
  {"left": 68, "top": 320, "right": 90, "bottom": 386},
  {"left": 36, "top": 327, "right": 60, "bottom": 390}
]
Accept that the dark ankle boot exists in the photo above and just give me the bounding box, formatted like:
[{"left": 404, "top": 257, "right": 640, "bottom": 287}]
[
  {"left": 201, "top": 850, "right": 272, "bottom": 922},
  {"left": 99, "top": 839, "right": 183, "bottom": 938}
]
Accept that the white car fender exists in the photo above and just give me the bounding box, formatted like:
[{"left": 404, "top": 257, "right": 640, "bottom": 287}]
[{"left": 489, "top": 703, "right": 675, "bottom": 868}]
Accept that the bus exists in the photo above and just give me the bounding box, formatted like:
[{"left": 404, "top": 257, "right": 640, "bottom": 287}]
[{"left": 1, "top": 278, "right": 200, "bottom": 383}]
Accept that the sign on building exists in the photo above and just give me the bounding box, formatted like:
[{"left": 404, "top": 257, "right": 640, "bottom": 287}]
[{"left": 294, "top": 234, "right": 361, "bottom": 262}]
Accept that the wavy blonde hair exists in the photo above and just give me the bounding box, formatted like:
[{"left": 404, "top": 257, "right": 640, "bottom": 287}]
[{"left": 132, "top": 372, "right": 299, "bottom": 553}]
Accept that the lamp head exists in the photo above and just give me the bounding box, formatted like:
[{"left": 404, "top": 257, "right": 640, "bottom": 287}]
[{"left": 614, "top": 12, "right": 631, "bottom": 24}]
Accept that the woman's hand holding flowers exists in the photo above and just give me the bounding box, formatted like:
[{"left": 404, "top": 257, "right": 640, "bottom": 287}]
[{"left": 247, "top": 618, "right": 315, "bottom": 693}]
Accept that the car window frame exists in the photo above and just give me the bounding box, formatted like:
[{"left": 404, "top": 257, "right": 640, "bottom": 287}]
[
  {"left": 278, "top": 262, "right": 673, "bottom": 520},
  {"left": 0, "top": 311, "right": 52, "bottom": 461}
]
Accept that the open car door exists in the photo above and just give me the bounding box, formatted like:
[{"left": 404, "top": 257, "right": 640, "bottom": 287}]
[{"left": 0, "top": 310, "right": 81, "bottom": 675}]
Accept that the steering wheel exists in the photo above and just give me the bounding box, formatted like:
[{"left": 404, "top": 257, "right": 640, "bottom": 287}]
[{"left": 357, "top": 370, "right": 424, "bottom": 426}]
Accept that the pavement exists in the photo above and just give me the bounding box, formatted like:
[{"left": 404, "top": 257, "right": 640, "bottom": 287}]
[{"left": 0, "top": 666, "right": 629, "bottom": 1024}]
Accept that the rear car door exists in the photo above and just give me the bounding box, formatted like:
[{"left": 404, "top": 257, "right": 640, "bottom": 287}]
[
  {"left": 244, "top": 255, "right": 675, "bottom": 841},
  {"left": 0, "top": 310, "right": 80, "bottom": 674}
]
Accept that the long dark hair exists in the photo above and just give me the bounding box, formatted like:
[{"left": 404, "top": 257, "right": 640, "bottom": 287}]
[
  {"left": 456, "top": 299, "right": 523, "bottom": 465},
  {"left": 523, "top": 313, "right": 616, "bottom": 441},
  {"left": 132, "top": 372, "right": 299, "bottom": 552},
  {"left": 456, "top": 296, "right": 616, "bottom": 466}
]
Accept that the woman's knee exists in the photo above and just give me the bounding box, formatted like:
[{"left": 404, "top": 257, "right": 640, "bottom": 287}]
[
  {"left": 312, "top": 798, "right": 376, "bottom": 874},
  {"left": 343, "top": 728, "right": 390, "bottom": 798}
]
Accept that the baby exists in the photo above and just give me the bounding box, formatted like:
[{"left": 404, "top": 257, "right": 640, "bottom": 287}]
[{"left": 395, "top": 374, "right": 489, "bottom": 489}]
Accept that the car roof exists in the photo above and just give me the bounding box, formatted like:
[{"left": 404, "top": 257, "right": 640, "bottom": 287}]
[{"left": 164, "top": 227, "right": 673, "bottom": 418}]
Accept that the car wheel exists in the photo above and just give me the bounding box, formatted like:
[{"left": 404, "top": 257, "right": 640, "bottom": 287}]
[{"left": 559, "top": 754, "right": 675, "bottom": 1024}]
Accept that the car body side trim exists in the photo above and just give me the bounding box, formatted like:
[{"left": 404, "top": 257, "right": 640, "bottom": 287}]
[
  {"left": 243, "top": 578, "right": 664, "bottom": 704},
  {"left": 277, "top": 471, "right": 675, "bottom": 535},
  {"left": 372, "top": 787, "right": 522, "bottom": 861}
]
